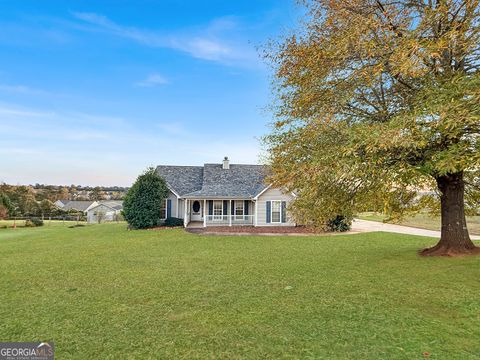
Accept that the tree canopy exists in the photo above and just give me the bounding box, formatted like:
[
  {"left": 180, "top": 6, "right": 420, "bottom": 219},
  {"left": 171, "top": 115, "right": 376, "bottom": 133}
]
[
  {"left": 0, "top": 193, "right": 14, "bottom": 219},
  {"left": 265, "top": 0, "right": 480, "bottom": 255},
  {"left": 123, "top": 167, "right": 169, "bottom": 229}
]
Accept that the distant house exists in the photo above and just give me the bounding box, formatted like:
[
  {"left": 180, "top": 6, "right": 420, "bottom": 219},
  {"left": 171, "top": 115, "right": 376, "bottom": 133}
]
[
  {"left": 56, "top": 200, "right": 99, "bottom": 213},
  {"left": 156, "top": 157, "right": 296, "bottom": 228},
  {"left": 54, "top": 199, "right": 70, "bottom": 209},
  {"left": 86, "top": 201, "right": 123, "bottom": 223}
]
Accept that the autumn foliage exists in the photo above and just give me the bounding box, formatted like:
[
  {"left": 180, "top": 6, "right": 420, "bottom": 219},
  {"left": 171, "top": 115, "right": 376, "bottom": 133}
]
[{"left": 265, "top": 0, "right": 480, "bottom": 255}]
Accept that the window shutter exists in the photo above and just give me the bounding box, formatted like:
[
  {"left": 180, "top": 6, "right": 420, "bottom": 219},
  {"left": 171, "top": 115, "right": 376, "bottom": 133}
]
[
  {"left": 208, "top": 200, "right": 213, "bottom": 215},
  {"left": 266, "top": 201, "right": 271, "bottom": 223},
  {"left": 281, "top": 201, "right": 287, "bottom": 223},
  {"left": 223, "top": 200, "right": 228, "bottom": 215},
  {"left": 231, "top": 201, "right": 235, "bottom": 215},
  {"left": 244, "top": 200, "right": 249, "bottom": 215},
  {"left": 167, "top": 199, "right": 172, "bottom": 218}
]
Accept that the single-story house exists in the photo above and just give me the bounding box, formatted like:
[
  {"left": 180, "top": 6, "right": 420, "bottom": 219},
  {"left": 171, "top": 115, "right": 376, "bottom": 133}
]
[
  {"left": 156, "top": 157, "right": 295, "bottom": 228},
  {"left": 86, "top": 201, "right": 123, "bottom": 223}
]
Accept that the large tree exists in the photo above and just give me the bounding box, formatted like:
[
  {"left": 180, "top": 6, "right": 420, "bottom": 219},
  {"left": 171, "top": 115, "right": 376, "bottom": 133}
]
[{"left": 265, "top": 0, "right": 480, "bottom": 256}]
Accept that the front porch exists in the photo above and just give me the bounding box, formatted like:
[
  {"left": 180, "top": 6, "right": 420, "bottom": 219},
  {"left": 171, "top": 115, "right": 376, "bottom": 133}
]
[{"left": 183, "top": 198, "right": 255, "bottom": 227}]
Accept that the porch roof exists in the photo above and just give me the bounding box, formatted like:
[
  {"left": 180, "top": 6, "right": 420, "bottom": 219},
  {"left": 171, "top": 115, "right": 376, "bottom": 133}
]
[{"left": 182, "top": 193, "right": 254, "bottom": 200}]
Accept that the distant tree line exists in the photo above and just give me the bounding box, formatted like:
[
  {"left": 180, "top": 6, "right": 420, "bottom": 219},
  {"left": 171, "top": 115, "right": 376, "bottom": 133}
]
[
  {"left": 0, "top": 183, "right": 128, "bottom": 219},
  {"left": 27, "top": 183, "right": 128, "bottom": 201}
]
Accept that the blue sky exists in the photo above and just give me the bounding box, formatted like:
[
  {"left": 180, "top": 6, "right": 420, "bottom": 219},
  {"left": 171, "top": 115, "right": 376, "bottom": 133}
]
[{"left": 0, "top": 0, "right": 299, "bottom": 186}]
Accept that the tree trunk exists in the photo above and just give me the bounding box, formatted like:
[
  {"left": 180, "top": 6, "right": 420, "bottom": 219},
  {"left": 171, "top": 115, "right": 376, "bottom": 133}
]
[{"left": 421, "top": 172, "right": 480, "bottom": 256}]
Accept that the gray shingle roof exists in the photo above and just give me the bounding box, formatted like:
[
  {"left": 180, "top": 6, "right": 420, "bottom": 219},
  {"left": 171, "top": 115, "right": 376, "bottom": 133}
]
[
  {"left": 61, "top": 201, "right": 96, "bottom": 212},
  {"left": 155, "top": 165, "right": 204, "bottom": 196},
  {"left": 156, "top": 163, "right": 269, "bottom": 199},
  {"left": 99, "top": 200, "right": 123, "bottom": 210}
]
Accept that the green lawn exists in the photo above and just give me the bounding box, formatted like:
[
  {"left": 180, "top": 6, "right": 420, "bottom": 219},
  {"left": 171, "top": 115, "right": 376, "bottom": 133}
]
[
  {"left": 358, "top": 212, "right": 480, "bottom": 235},
  {"left": 0, "top": 219, "right": 88, "bottom": 228},
  {"left": 1, "top": 225, "right": 479, "bottom": 359}
]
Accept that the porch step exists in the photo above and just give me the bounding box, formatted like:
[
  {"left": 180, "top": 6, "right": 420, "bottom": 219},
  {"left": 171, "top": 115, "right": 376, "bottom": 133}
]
[{"left": 186, "top": 221, "right": 204, "bottom": 229}]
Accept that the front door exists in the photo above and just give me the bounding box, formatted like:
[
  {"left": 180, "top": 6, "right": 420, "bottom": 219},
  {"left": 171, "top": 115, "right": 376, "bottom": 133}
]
[{"left": 191, "top": 200, "right": 202, "bottom": 221}]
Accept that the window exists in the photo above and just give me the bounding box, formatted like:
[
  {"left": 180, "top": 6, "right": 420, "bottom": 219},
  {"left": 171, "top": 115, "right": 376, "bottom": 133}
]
[
  {"left": 271, "top": 201, "right": 281, "bottom": 223},
  {"left": 160, "top": 199, "right": 167, "bottom": 220},
  {"left": 235, "top": 200, "right": 244, "bottom": 219},
  {"left": 213, "top": 200, "right": 223, "bottom": 220}
]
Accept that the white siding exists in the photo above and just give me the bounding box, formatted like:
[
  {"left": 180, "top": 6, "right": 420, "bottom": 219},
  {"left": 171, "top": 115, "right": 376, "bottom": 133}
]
[
  {"left": 177, "top": 199, "right": 185, "bottom": 219},
  {"left": 87, "top": 204, "right": 120, "bottom": 223},
  {"left": 256, "top": 188, "right": 295, "bottom": 226},
  {"left": 166, "top": 191, "right": 178, "bottom": 218}
]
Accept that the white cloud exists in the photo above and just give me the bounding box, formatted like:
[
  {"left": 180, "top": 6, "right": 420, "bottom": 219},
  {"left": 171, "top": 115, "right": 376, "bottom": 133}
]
[
  {"left": 0, "top": 83, "right": 73, "bottom": 100},
  {"left": 0, "top": 103, "right": 117, "bottom": 142},
  {"left": 71, "top": 12, "right": 258, "bottom": 66},
  {"left": 72, "top": 12, "right": 162, "bottom": 46},
  {"left": 135, "top": 73, "right": 169, "bottom": 87},
  {"left": 72, "top": 12, "right": 113, "bottom": 28},
  {"left": 0, "top": 84, "right": 49, "bottom": 95},
  {"left": 0, "top": 102, "right": 263, "bottom": 186},
  {"left": 0, "top": 104, "right": 54, "bottom": 117},
  {"left": 176, "top": 38, "right": 231, "bottom": 61},
  {"left": 155, "top": 121, "right": 187, "bottom": 135},
  {"left": 0, "top": 147, "right": 37, "bottom": 155}
]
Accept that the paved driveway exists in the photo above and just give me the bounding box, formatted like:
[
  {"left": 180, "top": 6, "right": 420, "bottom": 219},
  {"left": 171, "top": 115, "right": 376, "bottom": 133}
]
[{"left": 352, "top": 219, "right": 480, "bottom": 240}]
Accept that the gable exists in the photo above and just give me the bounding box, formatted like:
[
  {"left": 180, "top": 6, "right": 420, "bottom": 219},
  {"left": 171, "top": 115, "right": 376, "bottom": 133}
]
[
  {"left": 155, "top": 166, "right": 203, "bottom": 196},
  {"left": 257, "top": 187, "right": 294, "bottom": 201},
  {"left": 156, "top": 162, "right": 270, "bottom": 199}
]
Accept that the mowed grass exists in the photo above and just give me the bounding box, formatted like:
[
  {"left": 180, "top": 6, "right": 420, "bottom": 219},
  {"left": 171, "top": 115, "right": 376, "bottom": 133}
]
[
  {"left": 1, "top": 225, "right": 480, "bottom": 359},
  {"left": 358, "top": 212, "right": 480, "bottom": 235},
  {"left": 0, "top": 219, "right": 88, "bottom": 228}
]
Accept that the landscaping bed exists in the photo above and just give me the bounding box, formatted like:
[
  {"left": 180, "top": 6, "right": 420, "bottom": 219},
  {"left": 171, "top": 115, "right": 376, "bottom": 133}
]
[{"left": 188, "top": 225, "right": 321, "bottom": 234}]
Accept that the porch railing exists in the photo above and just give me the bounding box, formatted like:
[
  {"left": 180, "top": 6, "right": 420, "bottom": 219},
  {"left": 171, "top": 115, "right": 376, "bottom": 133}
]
[{"left": 205, "top": 215, "right": 254, "bottom": 226}]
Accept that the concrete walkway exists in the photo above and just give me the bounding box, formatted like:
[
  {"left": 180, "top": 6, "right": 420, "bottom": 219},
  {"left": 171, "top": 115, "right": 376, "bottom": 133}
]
[{"left": 352, "top": 219, "right": 480, "bottom": 240}]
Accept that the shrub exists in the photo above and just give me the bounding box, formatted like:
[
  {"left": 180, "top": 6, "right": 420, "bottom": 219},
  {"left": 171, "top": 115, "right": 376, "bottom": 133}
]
[
  {"left": 326, "top": 215, "right": 351, "bottom": 232},
  {"left": 114, "top": 213, "right": 124, "bottom": 222},
  {"left": 30, "top": 217, "right": 44, "bottom": 227},
  {"left": 164, "top": 217, "right": 184, "bottom": 227},
  {"left": 123, "top": 167, "right": 169, "bottom": 229},
  {"left": 25, "top": 218, "right": 44, "bottom": 227}
]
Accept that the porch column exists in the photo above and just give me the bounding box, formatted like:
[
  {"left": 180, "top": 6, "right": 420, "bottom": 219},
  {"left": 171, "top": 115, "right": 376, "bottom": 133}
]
[
  {"left": 184, "top": 199, "right": 188, "bottom": 227},
  {"left": 229, "top": 199, "right": 232, "bottom": 226},
  {"left": 203, "top": 199, "right": 207, "bottom": 228},
  {"left": 254, "top": 200, "right": 258, "bottom": 227}
]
